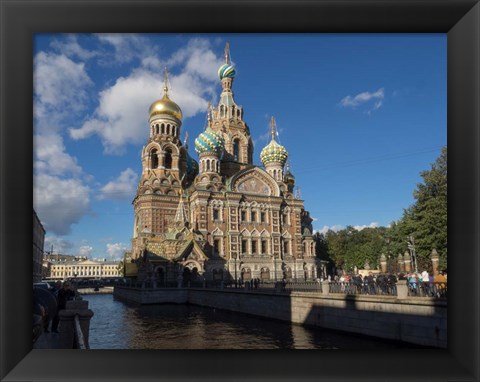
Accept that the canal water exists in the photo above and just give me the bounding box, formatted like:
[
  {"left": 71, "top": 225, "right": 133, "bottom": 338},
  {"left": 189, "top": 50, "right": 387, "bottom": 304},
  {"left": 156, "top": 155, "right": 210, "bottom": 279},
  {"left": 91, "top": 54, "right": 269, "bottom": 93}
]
[{"left": 87, "top": 294, "right": 413, "bottom": 349}]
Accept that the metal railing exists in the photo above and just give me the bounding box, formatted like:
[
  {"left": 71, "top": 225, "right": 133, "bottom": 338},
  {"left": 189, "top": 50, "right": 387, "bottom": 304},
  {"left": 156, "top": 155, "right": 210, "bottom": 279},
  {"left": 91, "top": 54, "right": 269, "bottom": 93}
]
[
  {"left": 329, "top": 281, "right": 397, "bottom": 296},
  {"left": 407, "top": 282, "right": 447, "bottom": 298},
  {"left": 284, "top": 281, "right": 322, "bottom": 293},
  {"left": 73, "top": 314, "right": 87, "bottom": 350},
  {"left": 115, "top": 279, "right": 447, "bottom": 299}
]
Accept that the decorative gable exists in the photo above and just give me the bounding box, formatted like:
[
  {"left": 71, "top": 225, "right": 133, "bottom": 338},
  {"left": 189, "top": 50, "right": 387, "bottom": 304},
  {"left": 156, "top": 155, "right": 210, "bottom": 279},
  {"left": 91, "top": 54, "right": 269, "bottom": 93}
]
[{"left": 229, "top": 166, "right": 280, "bottom": 196}]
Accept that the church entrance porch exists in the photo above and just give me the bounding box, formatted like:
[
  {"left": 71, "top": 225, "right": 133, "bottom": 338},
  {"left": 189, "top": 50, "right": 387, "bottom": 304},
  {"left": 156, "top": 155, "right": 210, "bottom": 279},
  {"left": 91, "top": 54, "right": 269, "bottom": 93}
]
[{"left": 182, "top": 267, "right": 198, "bottom": 286}]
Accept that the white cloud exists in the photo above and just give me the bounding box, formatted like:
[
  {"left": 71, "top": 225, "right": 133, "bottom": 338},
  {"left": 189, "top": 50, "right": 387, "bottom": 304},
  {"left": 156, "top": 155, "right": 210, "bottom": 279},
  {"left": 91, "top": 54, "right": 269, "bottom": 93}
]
[
  {"left": 33, "top": 51, "right": 94, "bottom": 237},
  {"left": 50, "top": 35, "right": 97, "bottom": 60},
  {"left": 97, "top": 34, "right": 154, "bottom": 65},
  {"left": 168, "top": 38, "right": 223, "bottom": 82},
  {"left": 340, "top": 88, "right": 385, "bottom": 112},
  {"left": 99, "top": 168, "right": 138, "bottom": 200},
  {"left": 34, "top": 134, "right": 82, "bottom": 176},
  {"left": 314, "top": 222, "right": 379, "bottom": 235},
  {"left": 106, "top": 243, "right": 128, "bottom": 260},
  {"left": 353, "top": 222, "right": 379, "bottom": 231},
  {"left": 70, "top": 38, "right": 223, "bottom": 154},
  {"left": 44, "top": 236, "right": 74, "bottom": 255},
  {"left": 78, "top": 245, "right": 94, "bottom": 258},
  {"left": 34, "top": 174, "right": 91, "bottom": 236},
  {"left": 34, "top": 51, "right": 93, "bottom": 126},
  {"left": 315, "top": 225, "right": 346, "bottom": 235}
]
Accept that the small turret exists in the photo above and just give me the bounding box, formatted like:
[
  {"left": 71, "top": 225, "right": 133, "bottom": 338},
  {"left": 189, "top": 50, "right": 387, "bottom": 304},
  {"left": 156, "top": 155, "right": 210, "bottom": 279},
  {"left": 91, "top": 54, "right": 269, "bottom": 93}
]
[{"left": 260, "top": 117, "right": 288, "bottom": 182}]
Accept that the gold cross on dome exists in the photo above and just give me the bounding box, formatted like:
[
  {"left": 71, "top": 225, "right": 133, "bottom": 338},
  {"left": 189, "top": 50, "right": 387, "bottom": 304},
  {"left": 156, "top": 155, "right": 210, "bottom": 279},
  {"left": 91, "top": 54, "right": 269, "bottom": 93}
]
[
  {"left": 224, "top": 42, "right": 230, "bottom": 64},
  {"left": 270, "top": 116, "right": 276, "bottom": 141},
  {"left": 163, "top": 67, "right": 169, "bottom": 95}
]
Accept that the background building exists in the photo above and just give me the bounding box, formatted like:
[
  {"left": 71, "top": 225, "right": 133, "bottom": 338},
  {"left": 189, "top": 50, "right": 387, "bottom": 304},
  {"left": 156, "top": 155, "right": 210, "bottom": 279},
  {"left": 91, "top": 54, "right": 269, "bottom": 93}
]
[
  {"left": 129, "top": 45, "right": 317, "bottom": 285},
  {"left": 33, "top": 209, "right": 45, "bottom": 283},
  {"left": 47, "top": 258, "right": 121, "bottom": 280}
]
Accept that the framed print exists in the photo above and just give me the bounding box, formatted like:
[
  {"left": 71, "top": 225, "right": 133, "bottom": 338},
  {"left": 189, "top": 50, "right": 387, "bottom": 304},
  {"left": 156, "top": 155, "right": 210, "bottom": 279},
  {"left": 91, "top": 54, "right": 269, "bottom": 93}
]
[{"left": 1, "top": 1, "right": 479, "bottom": 381}]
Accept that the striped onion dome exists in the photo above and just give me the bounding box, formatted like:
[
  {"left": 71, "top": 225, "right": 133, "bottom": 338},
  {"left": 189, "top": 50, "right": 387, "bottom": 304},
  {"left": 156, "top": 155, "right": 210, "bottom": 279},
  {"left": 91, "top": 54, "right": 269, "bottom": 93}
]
[
  {"left": 218, "top": 63, "right": 236, "bottom": 79},
  {"left": 194, "top": 128, "right": 225, "bottom": 156},
  {"left": 260, "top": 139, "right": 288, "bottom": 166}
]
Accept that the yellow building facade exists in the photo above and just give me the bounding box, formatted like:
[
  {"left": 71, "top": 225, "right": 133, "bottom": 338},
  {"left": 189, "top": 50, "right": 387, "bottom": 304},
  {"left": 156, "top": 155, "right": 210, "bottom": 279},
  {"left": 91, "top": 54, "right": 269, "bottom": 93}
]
[{"left": 49, "top": 260, "right": 121, "bottom": 280}]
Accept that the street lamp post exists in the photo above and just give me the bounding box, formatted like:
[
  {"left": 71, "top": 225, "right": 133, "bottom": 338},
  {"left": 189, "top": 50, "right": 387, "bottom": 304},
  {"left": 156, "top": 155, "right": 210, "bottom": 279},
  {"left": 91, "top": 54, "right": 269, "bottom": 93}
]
[
  {"left": 385, "top": 237, "right": 392, "bottom": 273},
  {"left": 294, "top": 257, "right": 297, "bottom": 282},
  {"left": 234, "top": 256, "right": 237, "bottom": 285},
  {"left": 407, "top": 235, "right": 418, "bottom": 274}
]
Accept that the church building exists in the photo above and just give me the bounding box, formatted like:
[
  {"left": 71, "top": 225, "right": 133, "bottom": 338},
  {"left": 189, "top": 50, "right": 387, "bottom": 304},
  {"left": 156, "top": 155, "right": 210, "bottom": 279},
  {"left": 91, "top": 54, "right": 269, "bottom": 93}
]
[{"left": 128, "top": 44, "right": 317, "bottom": 285}]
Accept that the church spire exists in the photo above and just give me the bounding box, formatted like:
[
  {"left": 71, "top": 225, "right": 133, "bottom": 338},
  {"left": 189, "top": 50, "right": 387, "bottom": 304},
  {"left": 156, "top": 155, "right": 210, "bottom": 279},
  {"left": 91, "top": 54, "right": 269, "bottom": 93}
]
[
  {"left": 163, "top": 66, "right": 169, "bottom": 96},
  {"left": 207, "top": 101, "right": 212, "bottom": 127},
  {"left": 260, "top": 116, "right": 288, "bottom": 182},
  {"left": 270, "top": 116, "right": 276, "bottom": 141},
  {"left": 174, "top": 192, "right": 188, "bottom": 228},
  {"left": 224, "top": 42, "right": 229, "bottom": 63}
]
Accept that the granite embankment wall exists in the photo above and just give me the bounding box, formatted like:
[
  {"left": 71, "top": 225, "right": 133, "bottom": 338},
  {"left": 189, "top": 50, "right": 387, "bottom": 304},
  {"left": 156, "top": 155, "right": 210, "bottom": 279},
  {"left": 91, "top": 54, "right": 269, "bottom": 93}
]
[{"left": 114, "top": 286, "right": 446, "bottom": 348}]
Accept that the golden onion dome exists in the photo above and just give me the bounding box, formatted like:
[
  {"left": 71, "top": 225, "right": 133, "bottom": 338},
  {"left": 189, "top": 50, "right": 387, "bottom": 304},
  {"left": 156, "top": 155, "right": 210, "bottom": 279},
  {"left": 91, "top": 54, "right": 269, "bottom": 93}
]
[{"left": 149, "top": 94, "right": 183, "bottom": 120}]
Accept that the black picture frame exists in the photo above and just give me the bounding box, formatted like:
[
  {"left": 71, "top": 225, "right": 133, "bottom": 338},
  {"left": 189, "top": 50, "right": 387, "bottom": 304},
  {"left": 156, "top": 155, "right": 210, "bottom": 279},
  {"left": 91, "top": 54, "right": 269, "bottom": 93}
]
[{"left": 1, "top": 1, "right": 479, "bottom": 381}]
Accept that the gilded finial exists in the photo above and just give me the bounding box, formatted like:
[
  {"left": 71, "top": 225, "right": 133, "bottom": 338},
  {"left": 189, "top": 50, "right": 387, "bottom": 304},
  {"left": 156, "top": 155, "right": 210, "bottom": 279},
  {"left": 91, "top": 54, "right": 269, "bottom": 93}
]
[
  {"left": 163, "top": 66, "right": 169, "bottom": 96},
  {"left": 270, "top": 116, "right": 276, "bottom": 141},
  {"left": 224, "top": 42, "right": 230, "bottom": 64}
]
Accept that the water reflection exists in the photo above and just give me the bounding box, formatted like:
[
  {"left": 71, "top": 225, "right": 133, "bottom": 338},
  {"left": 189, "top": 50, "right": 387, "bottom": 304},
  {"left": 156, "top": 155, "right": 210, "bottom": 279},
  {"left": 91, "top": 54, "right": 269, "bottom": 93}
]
[{"left": 87, "top": 294, "right": 413, "bottom": 349}]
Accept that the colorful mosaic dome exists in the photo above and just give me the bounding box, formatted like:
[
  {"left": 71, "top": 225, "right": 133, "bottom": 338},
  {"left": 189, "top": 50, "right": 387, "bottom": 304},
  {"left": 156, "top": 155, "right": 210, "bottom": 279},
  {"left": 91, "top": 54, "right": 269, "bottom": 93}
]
[
  {"left": 194, "top": 128, "right": 225, "bottom": 156},
  {"left": 218, "top": 63, "right": 236, "bottom": 80},
  {"left": 260, "top": 139, "right": 288, "bottom": 166}
]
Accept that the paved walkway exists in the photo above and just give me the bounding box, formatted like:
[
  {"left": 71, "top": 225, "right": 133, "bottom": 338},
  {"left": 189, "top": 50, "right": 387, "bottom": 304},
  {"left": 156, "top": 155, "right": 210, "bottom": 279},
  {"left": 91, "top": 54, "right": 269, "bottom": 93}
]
[{"left": 33, "top": 330, "right": 63, "bottom": 349}]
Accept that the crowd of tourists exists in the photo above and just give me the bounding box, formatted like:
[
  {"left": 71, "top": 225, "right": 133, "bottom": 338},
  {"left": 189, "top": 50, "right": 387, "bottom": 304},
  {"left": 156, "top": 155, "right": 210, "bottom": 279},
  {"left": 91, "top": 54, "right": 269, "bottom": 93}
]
[{"left": 326, "top": 269, "right": 447, "bottom": 297}]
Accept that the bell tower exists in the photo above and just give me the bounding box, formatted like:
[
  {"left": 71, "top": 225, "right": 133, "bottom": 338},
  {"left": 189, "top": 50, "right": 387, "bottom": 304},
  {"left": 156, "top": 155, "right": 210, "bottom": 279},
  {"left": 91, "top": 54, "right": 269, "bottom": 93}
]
[
  {"left": 210, "top": 43, "right": 254, "bottom": 178},
  {"left": 131, "top": 68, "right": 197, "bottom": 259}
]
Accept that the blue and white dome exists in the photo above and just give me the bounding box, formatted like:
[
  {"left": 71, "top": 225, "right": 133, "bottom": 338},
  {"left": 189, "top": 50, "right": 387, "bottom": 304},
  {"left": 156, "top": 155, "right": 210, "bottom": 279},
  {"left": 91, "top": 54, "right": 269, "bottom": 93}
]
[
  {"left": 194, "top": 128, "right": 225, "bottom": 157},
  {"left": 218, "top": 63, "right": 236, "bottom": 80}
]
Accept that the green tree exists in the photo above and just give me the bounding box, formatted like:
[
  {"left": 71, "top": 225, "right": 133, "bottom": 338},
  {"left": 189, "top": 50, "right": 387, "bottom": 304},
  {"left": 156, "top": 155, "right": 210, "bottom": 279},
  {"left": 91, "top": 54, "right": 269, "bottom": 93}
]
[{"left": 397, "top": 147, "right": 447, "bottom": 270}]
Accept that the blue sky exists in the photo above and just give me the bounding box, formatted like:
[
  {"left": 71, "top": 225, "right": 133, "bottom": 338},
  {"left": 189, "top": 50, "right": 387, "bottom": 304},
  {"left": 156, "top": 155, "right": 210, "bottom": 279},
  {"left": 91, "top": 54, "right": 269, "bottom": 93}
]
[{"left": 33, "top": 33, "right": 446, "bottom": 260}]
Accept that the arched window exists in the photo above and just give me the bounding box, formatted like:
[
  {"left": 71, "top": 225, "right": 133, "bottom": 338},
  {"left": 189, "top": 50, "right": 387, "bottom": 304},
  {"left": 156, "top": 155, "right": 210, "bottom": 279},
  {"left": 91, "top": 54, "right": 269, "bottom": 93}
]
[
  {"left": 233, "top": 139, "right": 240, "bottom": 161},
  {"left": 260, "top": 267, "right": 270, "bottom": 280},
  {"left": 161, "top": 124, "right": 165, "bottom": 134},
  {"left": 206, "top": 159, "right": 211, "bottom": 171},
  {"left": 151, "top": 149, "right": 158, "bottom": 169},
  {"left": 164, "top": 148, "right": 172, "bottom": 169},
  {"left": 155, "top": 124, "right": 159, "bottom": 134}
]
